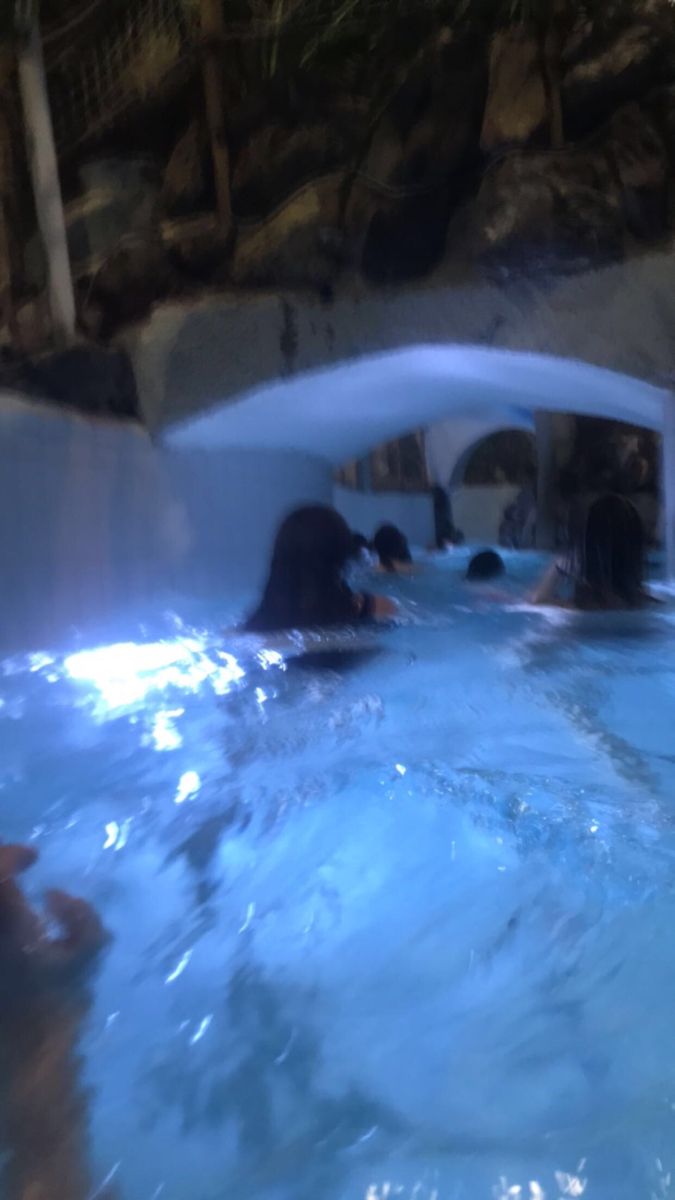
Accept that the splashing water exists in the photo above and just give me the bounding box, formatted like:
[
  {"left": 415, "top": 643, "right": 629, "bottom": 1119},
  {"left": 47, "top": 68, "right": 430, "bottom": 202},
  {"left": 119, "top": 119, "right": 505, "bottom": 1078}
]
[{"left": 2, "top": 554, "right": 675, "bottom": 1200}]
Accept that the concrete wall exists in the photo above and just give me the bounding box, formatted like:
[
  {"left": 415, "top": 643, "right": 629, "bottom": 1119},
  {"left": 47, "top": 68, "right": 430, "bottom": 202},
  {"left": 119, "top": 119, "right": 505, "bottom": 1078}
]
[
  {"left": 0, "top": 392, "right": 182, "bottom": 650},
  {"left": 452, "top": 484, "right": 520, "bottom": 544},
  {"left": 0, "top": 391, "right": 335, "bottom": 647},
  {"left": 333, "top": 485, "right": 434, "bottom": 549}
]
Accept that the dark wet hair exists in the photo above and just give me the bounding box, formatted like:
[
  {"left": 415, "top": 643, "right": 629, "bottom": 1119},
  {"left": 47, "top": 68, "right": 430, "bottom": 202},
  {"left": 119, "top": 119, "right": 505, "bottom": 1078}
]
[
  {"left": 570, "top": 493, "right": 646, "bottom": 610},
  {"left": 372, "top": 524, "right": 412, "bottom": 572},
  {"left": 350, "top": 531, "right": 370, "bottom": 558},
  {"left": 466, "top": 550, "right": 505, "bottom": 581},
  {"left": 244, "top": 505, "right": 358, "bottom": 632}
]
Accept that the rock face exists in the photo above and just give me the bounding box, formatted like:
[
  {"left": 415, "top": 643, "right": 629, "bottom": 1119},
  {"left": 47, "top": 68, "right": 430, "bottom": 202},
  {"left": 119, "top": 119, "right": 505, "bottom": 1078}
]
[
  {"left": 558, "top": 415, "right": 660, "bottom": 540},
  {"left": 230, "top": 177, "right": 344, "bottom": 288},
  {"left": 360, "top": 32, "right": 488, "bottom": 282},
  {"left": 473, "top": 148, "right": 623, "bottom": 273},
  {"left": 0, "top": 344, "right": 140, "bottom": 419},
  {"left": 232, "top": 122, "right": 353, "bottom": 218},
  {"left": 17, "top": 0, "right": 675, "bottom": 342},
  {"left": 563, "top": 8, "right": 675, "bottom": 137},
  {"left": 472, "top": 94, "right": 672, "bottom": 271},
  {"left": 162, "top": 121, "right": 207, "bottom": 216},
  {"left": 481, "top": 30, "right": 547, "bottom": 153}
]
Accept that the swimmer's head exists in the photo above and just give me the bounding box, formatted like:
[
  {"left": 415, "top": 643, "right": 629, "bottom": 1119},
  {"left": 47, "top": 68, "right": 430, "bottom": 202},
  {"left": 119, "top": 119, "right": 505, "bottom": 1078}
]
[
  {"left": 373, "top": 524, "right": 411, "bottom": 571},
  {"left": 466, "top": 550, "right": 505, "bottom": 582}
]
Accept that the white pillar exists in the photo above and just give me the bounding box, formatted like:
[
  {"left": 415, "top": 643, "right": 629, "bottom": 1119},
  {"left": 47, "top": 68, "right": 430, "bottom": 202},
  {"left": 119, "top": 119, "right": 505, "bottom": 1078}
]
[
  {"left": 17, "top": 17, "right": 76, "bottom": 346},
  {"left": 662, "top": 392, "right": 675, "bottom": 582}
]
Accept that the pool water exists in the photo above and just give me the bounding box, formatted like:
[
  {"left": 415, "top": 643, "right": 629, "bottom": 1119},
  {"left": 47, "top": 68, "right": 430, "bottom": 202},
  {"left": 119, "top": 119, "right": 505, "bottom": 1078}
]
[{"left": 3, "top": 550, "right": 675, "bottom": 1200}]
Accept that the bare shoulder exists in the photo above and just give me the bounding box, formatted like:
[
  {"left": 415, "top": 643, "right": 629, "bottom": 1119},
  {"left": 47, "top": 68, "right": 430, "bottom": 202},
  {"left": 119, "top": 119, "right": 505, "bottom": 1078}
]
[{"left": 372, "top": 594, "right": 398, "bottom": 620}]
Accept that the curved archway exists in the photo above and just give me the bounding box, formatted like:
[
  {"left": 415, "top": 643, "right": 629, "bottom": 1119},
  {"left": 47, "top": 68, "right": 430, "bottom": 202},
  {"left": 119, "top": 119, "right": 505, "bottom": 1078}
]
[
  {"left": 161, "top": 344, "right": 675, "bottom": 585},
  {"left": 451, "top": 428, "right": 536, "bottom": 490}
]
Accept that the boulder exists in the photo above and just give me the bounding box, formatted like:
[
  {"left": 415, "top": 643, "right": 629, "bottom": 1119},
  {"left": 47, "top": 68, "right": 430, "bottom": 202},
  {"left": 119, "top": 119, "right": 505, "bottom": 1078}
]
[
  {"left": 472, "top": 96, "right": 671, "bottom": 273},
  {"left": 563, "top": 6, "right": 675, "bottom": 136},
  {"left": 90, "top": 234, "right": 174, "bottom": 332},
  {"left": 162, "top": 120, "right": 207, "bottom": 216},
  {"left": 472, "top": 147, "right": 624, "bottom": 274},
  {"left": 647, "top": 85, "right": 675, "bottom": 223},
  {"left": 230, "top": 176, "right": 344, "bottom": 288},
  {"left": 163, "top": 214, "right": 233, "bottom": 282},
  {"left": 481, "top": 29, "right": 547, "bottom": 153},
  {"left": 232, "top": 122, "right": 351, "bottom": 218},
  {"left": 606, "top": 103, "right": 669, "bottom": 238}
]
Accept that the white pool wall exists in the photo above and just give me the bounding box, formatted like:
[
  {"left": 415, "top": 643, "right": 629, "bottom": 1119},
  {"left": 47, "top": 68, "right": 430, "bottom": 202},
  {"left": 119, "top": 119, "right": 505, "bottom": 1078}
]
[
  {"left": 0, "top": 392, "right": 181, "bottom": 648},
  {"left": 0, "top": 390, "right": 337, "bottom": 647}
]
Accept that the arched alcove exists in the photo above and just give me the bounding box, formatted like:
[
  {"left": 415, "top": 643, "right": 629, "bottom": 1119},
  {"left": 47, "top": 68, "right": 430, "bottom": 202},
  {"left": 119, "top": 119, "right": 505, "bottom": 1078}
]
[{"left": 452, "top": 428, "right": 537, "bottom": 489}]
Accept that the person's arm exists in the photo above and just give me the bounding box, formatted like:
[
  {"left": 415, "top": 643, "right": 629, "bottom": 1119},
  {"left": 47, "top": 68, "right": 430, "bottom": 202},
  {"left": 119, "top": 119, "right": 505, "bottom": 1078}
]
[
  {"left": 372, "top": 594, "right": 398, "bottom": 619},
  {"left": 528, "top": 560, "right": 566, "bottom": 606},
  {"left": 0, "top": 846, "right": 109, "bottom": 1200},
  {"left": 353, "top": 592, "right": 398, "bottom": 621}
]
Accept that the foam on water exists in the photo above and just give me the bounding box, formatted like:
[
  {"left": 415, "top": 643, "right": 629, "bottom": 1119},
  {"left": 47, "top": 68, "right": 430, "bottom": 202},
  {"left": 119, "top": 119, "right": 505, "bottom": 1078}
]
[{"left": 2, "top": 555, "right": 675, "bottom": 1200}]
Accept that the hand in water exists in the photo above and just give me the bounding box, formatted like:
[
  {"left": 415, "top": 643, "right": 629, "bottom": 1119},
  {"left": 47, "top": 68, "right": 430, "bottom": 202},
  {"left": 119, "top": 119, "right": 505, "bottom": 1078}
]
[
  {"left": 0, "top": 842, "right": 108, "bottom": 978},
  {"left": 0, "top": 844, "right": 110, "bottom": 1200}
]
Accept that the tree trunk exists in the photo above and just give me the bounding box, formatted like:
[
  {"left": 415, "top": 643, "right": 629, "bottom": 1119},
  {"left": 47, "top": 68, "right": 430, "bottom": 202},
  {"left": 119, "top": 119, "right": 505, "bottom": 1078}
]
[
  {"left": 16, "top": 15, "right": 76, "bottom": 347},
  {"left": 199, "top": 0, "right": 232, "bottom": 235},
  {"left": 0, "top": 102, "right": 19, "bottom": 346}
]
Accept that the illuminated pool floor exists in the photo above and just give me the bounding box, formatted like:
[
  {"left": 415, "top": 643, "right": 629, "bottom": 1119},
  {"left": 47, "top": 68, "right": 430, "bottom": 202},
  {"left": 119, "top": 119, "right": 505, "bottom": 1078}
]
[{"left": 2, "top": 552, "right": 675, "bottom": 1200}]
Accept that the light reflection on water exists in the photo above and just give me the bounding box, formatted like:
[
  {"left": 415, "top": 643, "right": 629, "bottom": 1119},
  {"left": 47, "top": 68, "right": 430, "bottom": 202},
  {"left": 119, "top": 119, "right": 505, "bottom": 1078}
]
[
  {"left": 63, "top": 637, "right": 247, "bottom": 714},
  {"left": 1, "top": 563, "right": 675, "bottom": 1199}
]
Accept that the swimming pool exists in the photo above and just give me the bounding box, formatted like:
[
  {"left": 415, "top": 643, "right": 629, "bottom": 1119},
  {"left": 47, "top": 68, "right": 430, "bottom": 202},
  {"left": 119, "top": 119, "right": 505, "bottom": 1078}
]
[{"left": 3, "top": 550, "right": 675, "bottom": 1200}]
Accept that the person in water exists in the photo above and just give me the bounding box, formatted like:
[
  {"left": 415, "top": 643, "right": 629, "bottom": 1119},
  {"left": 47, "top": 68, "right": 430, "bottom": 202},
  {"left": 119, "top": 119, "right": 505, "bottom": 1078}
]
[
  {"left": 530, "top": 493, "right": 653, "bottom": 610},
  {"left": 431, "top": 485, "right": 464, "bottom": 550},
  {"left": 0, "top": 843, "right": 109, "bottom": 1200},
  {"left": 244, "top": 505, "right": 395, "bottom": 633},
  {"left": 350, "top": 531, "right": 372, "bottom": 564},
  {"left": 372, "top": 524, "right": 415, "bottom": 574},
  {"left": 466, "top": 550, "right": 505, "bottom": 582}
]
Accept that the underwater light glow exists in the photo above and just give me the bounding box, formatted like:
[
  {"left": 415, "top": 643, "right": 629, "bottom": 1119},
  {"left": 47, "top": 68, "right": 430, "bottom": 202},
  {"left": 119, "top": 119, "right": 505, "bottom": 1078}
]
[
  {"left": 190, "top": 1014, "right": 213, "bottom": 1045},
  {"left": 258, "top": 648, "right": 285, "bottom": 670},
  {"left": 64, "top": 638, "right": 245, "bottom": 715},
  {"left": 175, "top": 770, "right": 201, "bottom": 805},
  {"left": 103, "top": 821, "right": 119, "bottom": 850},
  {"left": 151, "top": 707, "right": 185, "bottom": 751}
]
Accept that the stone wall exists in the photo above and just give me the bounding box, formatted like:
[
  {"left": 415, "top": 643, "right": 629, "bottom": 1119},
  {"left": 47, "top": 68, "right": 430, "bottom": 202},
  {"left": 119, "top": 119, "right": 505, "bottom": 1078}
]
[{"left": 8, "top": 2, "right": 675, "bottom": 346}]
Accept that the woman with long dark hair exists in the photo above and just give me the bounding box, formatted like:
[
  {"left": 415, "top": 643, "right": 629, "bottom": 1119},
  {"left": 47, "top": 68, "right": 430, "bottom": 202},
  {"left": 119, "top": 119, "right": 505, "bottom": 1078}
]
[
  {"left": 244, "top": 505, "right": 395, "bottom": 633},
  {"left": 530, "top": 493, "right": 653, "bottom": 610}
]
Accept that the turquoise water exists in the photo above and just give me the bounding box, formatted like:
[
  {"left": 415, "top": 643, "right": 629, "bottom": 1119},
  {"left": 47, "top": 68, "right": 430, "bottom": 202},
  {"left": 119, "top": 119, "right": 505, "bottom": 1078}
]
[{"left": 3, "top": 551, "right": 675, "bottom": 1200}]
